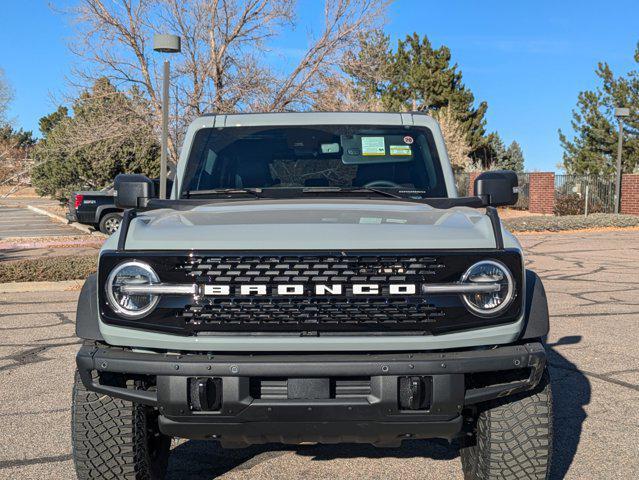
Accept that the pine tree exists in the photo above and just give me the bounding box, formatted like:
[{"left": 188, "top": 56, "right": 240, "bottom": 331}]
[
  {"left": 381, "top": 33, "right": 488, "bottom": 156},
  {"left": 504, "top": 141, "right": 525, "bottom": 172},
  {"left": 341, "top": 32, "right": 488, "bottom": 159},
  {"left": 559, "top": 43, "right": 639, "bottom": 174},
  {"left": 32, "top": 78, "right": 160, "bottom": 200},
  {"left": 486, "top": 132, "right": 508, "bottom": 169}
]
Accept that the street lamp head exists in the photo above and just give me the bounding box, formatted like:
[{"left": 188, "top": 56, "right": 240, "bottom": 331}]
[
  {"left": 615, "top": 107, "right": 630, "bottom": 118},
  {"left": 153, "top": 34, "right": 181, "bottom": 53}
]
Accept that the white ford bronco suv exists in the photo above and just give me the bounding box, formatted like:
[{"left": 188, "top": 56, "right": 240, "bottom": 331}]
[{"left": 72, "top": 112, "right": 552, "bottom": 479}]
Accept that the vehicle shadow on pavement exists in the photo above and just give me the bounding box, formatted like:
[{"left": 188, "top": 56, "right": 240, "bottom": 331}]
[
  {"left": 547, "top": 335, "right": 590, "bottom": 480},
  {"left": 166, "top": 337, "right": 589, "bottom": 480}
]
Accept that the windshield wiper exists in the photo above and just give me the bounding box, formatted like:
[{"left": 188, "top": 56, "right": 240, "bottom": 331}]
[
  {"left": 302, "top": 186, "right": 404, "bottom": 199},
  {"left": 185, "top": 188, "right": 263, "bottom": 198}
]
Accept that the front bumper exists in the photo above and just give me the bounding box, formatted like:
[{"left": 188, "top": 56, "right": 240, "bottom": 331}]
[{"left": 77, "top": 342, "right": 546, "bottom": 447}]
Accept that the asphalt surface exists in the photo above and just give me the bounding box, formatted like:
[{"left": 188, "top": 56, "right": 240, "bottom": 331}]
[
  {"left": 0, "top": 205, "right": 80, "bottom": 239},
  {"left": 0, "top": 230, "right": 638, "bottom": 479}
]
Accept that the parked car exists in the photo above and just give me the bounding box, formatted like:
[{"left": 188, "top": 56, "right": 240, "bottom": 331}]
[{"left": 67, "top": 180, "right": 171, "bottom": 234}]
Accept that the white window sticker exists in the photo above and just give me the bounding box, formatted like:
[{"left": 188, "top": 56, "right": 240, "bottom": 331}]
[
  {"left": 361, "top": 136, "right": 386, "bottom": 156},
  {"left": 390, "top": 145, "right": 412, "bottom": 156}
]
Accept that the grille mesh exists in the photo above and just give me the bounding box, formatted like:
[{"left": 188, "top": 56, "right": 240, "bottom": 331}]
[{"left": 177, "top": 254, "right": 447, "bottom": 333}]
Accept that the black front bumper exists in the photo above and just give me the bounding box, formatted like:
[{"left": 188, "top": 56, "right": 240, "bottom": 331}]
[{"left": 77, "top": 342, "right": 546, "bottom": 447}]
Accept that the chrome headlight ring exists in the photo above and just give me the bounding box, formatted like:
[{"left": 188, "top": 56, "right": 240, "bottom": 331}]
[
  {"left": 106, "top": 260, "right": 160, "bottom": 319},
  {"left": 460, "top": 260, "right": 515, "bottom": 317}
]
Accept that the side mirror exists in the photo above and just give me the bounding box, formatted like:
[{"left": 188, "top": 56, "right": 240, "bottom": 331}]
[
  {"left": 114, "top": 174, "right": 155, "bottom": 209},
  {"left": 474, "top": 170, "right": 518, "bottom": 207}
]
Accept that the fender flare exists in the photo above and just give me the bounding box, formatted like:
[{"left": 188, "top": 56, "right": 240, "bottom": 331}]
[
  {"left": 520, "top": 269, "right": 549, "bottom": 340},
  {"left": 94, "top": 204, "right": 121, "bottom": 224},
  {"left": 75, "top": 273, "right": 104, "bottom": 341}
]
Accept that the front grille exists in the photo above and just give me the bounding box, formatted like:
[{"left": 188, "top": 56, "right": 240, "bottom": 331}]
[
  {"left": 179, "top": 254, "right": 448, "bottom": 333},
  {"left": 182, "top": 255, "right": 445, "bottom": 284},
  {"left": 98, "top": 250, "right": 524, "bottom": 336},
  {"left": 182, "top": 298, "right": 444, "bottom": 331}
]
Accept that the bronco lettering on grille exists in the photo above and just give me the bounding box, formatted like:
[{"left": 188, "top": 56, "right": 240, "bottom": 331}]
[{"left": 202, "top": 284, "right": 418, "bottom": 296}]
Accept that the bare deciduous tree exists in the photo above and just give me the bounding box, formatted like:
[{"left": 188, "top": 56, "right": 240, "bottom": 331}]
[
  {"left": 0, "top": 68, "right": 14, "bottom": 126},
  {"left": 64, "top": 0, "right": 388, "bottom": 163},
  {"left": 432, "top": 106, "right": 472, "bottom": 173}
]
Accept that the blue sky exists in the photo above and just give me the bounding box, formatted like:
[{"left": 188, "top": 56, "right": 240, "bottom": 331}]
[{"left": 1, "top": 0, "right": 638, "bottom": 171}]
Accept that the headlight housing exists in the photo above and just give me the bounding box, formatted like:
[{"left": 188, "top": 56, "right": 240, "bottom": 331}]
[
  {"left": 106, "top": 260, "right": 160, "bottom": 318},
  {"left": 461, "top": 260, "right": 515, "bottom": 316}
]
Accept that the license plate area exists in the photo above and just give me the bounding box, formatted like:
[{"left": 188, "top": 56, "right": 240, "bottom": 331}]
[
  {"left": 287, "top": 378, "right": 330, "bottom": 400},
  {"left": 250, "top": 377, "right": 372, "bottom": 401}
]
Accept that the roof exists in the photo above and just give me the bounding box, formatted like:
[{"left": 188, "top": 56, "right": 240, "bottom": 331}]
[{"left": 191, "top": 111, "right": 438, "bottom": 128}]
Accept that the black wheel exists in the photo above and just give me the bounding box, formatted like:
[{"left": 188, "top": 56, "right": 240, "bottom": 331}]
[
  {"left": 99, "top": 212, "right": 123, "bottom": 235},
  {"left": 460, "top": 368, "right": 553, "bottom": 480},
  {"left": 71, "top": 370, "right": 171, "bottom": 480}
]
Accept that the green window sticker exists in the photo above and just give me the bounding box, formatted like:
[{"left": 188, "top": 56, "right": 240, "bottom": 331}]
[
  {"left": 390, "top": 145, "right": 412, "bottom": 156},
  {"left": 361, "top": 136, "right": 386, "bottom": 156}
]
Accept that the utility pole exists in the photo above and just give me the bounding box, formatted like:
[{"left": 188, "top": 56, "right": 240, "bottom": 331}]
[
  {"left": 614, "top": 107, "right": 630, "bottom": 214},
  {"left": 153, "top": 34, "right": 181, "bottom": 199}
]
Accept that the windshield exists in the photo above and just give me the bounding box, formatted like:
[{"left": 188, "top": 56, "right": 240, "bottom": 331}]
[{"left": 181, "top": 125, "right": 448, "bottom": 199}]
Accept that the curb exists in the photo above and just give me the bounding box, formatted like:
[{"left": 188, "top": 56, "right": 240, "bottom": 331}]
[
  {"left": 26, "top": 205, "right": 106, "bottom": 237},
  {"left": 0, "top": 280, "right": 84, "bottom": 293}
]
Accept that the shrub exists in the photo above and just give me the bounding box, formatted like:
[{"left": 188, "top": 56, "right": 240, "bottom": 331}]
[
  {"left": 0, "top": 254, "right": 97, "bottom": 283},
  {"left": 553, "top": 193, "right": 605, "bottom": 216}
]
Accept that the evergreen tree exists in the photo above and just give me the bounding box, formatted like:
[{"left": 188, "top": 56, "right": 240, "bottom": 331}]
[
  {"left": 504, "top": 141, "right": 525, "bottom": 172},
  {"left": 38, "top": 106, "right": 69, "bottom": 137},
  {"left": 32, "top": 78, "right": 160, "bottom": 200},
  {"left": 559, "top": 43, "right": 639, "bottom": 174},
  {"left": 486, "top": 132, "right": 508, "bottom": 169},
  {"left": 343, "top": 32, "right": 488, "bottom": 160}
]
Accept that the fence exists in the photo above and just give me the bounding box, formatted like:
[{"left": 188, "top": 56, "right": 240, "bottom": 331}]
[
  {"left": 454, "top": 172, "right": 530, "bottom": 210},
  {"left": 454, "top": 171, "right": 621, "bottom": 215},
  {"left": 554, "top": 174, "right": 616, "bottom": 214}
]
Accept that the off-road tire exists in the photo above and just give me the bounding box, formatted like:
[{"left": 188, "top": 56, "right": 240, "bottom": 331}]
[
  {"left": 460, "top": 368, "right": 553, "bottom": 480},
  {"left": 71, "top": 370, "right": 171, "bottom": 480},
  {"left": 99, "top": 212, "right": 122, "bottom": 235}
]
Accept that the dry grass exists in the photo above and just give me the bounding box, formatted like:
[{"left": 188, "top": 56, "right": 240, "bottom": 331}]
[{"left": 0, "top": 186, "right": 39, "bottom": 198}]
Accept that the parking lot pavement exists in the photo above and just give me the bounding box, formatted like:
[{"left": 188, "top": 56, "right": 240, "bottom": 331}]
[
  {"left": 0, "top": 229, "right": 638, "bottom": 480},
  {"left": 0, "top": 206, "right": 81, "bottom": 239}
]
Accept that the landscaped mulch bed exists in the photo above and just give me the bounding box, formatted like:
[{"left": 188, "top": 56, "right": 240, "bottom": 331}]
[{"left": 503, "top": 213, "right": 639, "bottom": 232}]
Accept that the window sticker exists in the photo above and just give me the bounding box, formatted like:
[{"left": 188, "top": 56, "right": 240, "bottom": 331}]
[
  {"left": 361, "top": 136, "right": 386, "bottom": 156},
  {"left": 321, "top": 142, "right": 340, "bottom": 154},
  {"left": 403, "top": 135, "right": 414, "bottom": 144},
  {"left": 359, "top": 217, "right": 383, "bottom": 224},
  {"left": 390, "top": 145, "right": 412, "bottom": 156}
]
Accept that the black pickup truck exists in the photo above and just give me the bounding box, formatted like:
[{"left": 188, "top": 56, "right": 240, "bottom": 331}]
[
  {"left": 66, "top": 187, "right": 123, "bottom": 234},
  {"left": 67, "top": 179, "right": 171, "bottom": 234}
]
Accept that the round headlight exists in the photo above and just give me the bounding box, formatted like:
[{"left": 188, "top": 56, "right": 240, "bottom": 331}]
[
  {"left": 106, "top": 261, "right": 160, "bottom": 318},
  {"left": 460, "top": 260, "right": 514, "bottom": 316}
]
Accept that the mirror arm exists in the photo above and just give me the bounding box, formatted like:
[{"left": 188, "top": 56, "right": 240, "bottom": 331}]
[
  {"left": 485, "top": 206, "right": 504, "bottom": 249},
  {"left": 117, "top": 209, "right": 137, "bottom": 251}
]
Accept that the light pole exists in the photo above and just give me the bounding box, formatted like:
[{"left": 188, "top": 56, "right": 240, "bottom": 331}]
[
  {"left": 614, "top": 107, "right": 630, "bottom": 214},
  {"left": 153, "top": 34, "right": 181, "bottom": 199}
]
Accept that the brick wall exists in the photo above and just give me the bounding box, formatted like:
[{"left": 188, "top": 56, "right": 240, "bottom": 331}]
[
  {"left": 529, "top": 172, "right": 555, "bottom": 214},
  {"left": 621, "top": 174, "right": 639, "bottom": 215}
]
